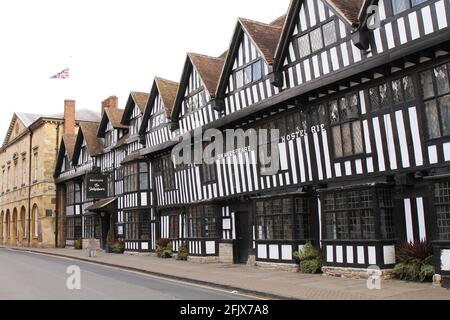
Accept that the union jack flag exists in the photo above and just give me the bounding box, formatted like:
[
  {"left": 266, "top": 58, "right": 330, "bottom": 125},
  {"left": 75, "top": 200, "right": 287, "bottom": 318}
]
[{"left": 50, "top": 68, "right": 69, "bottom": 79}]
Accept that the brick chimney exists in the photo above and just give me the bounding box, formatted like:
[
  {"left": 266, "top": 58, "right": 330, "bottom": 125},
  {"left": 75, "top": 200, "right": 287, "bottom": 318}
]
[
  {"left": 101, "top": 96, "right": 118, "bottom": 113},
  {"left": 64, "top": 100, "right": 76, "bottom": 135}
]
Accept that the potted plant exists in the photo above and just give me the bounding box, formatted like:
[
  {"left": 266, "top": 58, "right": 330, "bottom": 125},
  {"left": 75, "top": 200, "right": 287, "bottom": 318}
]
[
  {"left": 111, "top": 241, "right": 125, "bottom": 254},
  {"left": 177, "top": 242, "right": 189, "bottom": 261},
  {"left": 156, "top": 238, "right": 173, "bottom": 259},
  {"left": 393, "top": 241, "right": 435, "bottom": 282},
  {"left": 293, "top": 242, "right": 323, "bottom": 274},
  {"left": 74, "top": 239, "right": 82, "bottom": 250}
]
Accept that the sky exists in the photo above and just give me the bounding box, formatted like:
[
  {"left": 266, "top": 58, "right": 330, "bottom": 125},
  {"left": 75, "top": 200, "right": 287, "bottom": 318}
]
[{"left": 0, "top": 0, "right": 290, "bottom": 140}]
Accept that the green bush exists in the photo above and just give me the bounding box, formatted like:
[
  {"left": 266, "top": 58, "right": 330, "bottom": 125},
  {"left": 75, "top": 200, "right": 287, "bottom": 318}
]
[
  {"left": 300, "top": 258, "right": 322, "bottom": 274},
  {"left": 393, "top": 241, "right": 435, "bottom": 282},
  {"left": 156, "top": 239, "right": 173, "bottom": 259},
  {"left": 111, "top": 241, "right": 125, "bottom": 254},
  {"left": 293, "top": 242, "right": 322, "bottom": 274},
  {"left": 177, "top": 242, "right": 189, "bottom": 261}
]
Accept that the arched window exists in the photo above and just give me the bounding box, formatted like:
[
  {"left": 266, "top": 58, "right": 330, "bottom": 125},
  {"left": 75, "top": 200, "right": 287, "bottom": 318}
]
[
  {"left": 20, "top": 207, "right": 26, "bottom": 239},
  {"left": 12, "top": 208, "right": 18, "bottom": 240},
  {"left": 5, "top": 210, "right": 10, "bottom": 239},
  {"left": 0, "top": 211, "right": 4, "bottom": 241},
  {"left": 32, "top": 205, "right": 39, "bottom": 238}
]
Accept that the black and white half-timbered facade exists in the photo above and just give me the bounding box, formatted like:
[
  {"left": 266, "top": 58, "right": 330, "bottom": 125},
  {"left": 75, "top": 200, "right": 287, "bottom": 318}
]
[{"left": 54, "top": 0, "right": 450, "bottom": 285}]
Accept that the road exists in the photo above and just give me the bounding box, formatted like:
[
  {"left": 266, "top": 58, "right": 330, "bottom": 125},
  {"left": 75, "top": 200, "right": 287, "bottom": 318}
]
[{"left": 0, "top": 248, "right": 254, "bottom": 300}]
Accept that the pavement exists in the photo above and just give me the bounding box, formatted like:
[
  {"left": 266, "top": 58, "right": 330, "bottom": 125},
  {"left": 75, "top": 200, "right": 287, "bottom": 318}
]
[{"left": 2, "top": 246, "right": 450, "bottom": 300}]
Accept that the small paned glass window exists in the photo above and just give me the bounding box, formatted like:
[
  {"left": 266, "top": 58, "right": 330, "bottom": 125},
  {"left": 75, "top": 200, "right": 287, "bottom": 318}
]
[
  {"left": 310, "top": 27, "right": 324, "bottom": 52},
  {"left": 323, "top": 21, "right": 337, "bottom": 47},
  {"left": 297, "top": 34, "right": 311, "bottom": 58}
]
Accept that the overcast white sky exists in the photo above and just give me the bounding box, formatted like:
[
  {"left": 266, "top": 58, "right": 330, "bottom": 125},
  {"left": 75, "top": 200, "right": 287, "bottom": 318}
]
[{"left": 0, "top": 0, "right": 290, "bottom": 140}]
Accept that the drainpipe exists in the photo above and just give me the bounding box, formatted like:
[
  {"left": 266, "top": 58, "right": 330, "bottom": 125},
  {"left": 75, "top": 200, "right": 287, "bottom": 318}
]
[
  {"left": 27, "top": 128, "right": 33, "bottom": 248},
  {"left": 54, "top": 123, "right": 60, "bottom": 248}
]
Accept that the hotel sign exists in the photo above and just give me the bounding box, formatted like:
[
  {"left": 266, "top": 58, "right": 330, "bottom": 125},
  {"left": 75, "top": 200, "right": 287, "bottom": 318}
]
[{"left": 85, "top": 174, "right": 108, "bottom": 199}]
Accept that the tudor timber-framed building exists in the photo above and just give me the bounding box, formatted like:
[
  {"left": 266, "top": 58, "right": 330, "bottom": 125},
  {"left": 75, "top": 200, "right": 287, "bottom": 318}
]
[{"left": 55, "top": 0, "right": 450, "bottom": 285}]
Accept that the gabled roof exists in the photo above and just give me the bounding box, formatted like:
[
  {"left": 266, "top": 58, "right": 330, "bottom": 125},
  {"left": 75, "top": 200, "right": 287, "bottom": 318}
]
[
  {"left": 3, "top": 109, "right": 101, "bottom": 148},
  {"left": 324, "top": 0, "right": 368, "bottom": 27},
  {"left": 171, "top": 54, "right": 224, "bottom": 121},
  {"left": 274, "top": 0, "right": 370, "bottom": 72},
  {"left": 139, "top": 77, "right": 179, "bottom": 135},
  {"left": 62, "top": 134, "right": 77, "bottom": 160},
  {"left": 131, "top": 92, "right": 150, "bottom": 113},
  {"left": 54, "top": 133, "right": 77, "bottom": 176},
  {"left": 238, "top": 18, "right": 283, "bottom": 65},
  {"left": 97, "top": 108, "right": 127, "bottom": 138},
  {"left": 121, "top": 91, "right": 150, "bottom": 125},
  {"left": 188, "top": 53, "right": 225, "bottom": 97},
  {"left": 216, "top": 15, "right": 285, "bottom": 99},
  {"left": 155, "top": 77, "right": 179, "bottom": 118},
  {"left": 72, "top": 122, "right": 103, "bottom": 163}
]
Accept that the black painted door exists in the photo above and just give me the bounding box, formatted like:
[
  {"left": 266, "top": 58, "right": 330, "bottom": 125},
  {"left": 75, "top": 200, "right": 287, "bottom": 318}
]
[{"left": 235, "top": 212, "right": 250, "bottom": 264}]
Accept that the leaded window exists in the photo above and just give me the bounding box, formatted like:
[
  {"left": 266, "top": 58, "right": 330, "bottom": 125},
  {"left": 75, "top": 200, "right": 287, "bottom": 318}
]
[
  {"left": 323, "top": 189, "right": 376, "bottom": 240},
  {"left": 124, "top": 162, "right": 149, "bottom": 193},
  {"left": 420, "top": 63, "right": 450, "bottom": 139},
  {"left": 234, "top": 60, "right": 263, "bottom": 90},
  {"left": 392, "top": 0, "right": 428, "bottom": 15},
  {"left": 161, "top": 156, "right": 175, "bottom": 190},
  {"left": 435, "top": 181, "right": 450, "bottom": 240},
  {"left": 328, "top": 93, "right": 364, "bottom": 158},
  {"left": 323, "top": 188, "right": 395, "bottom": 241},
  {"left": 256, "top": 197, "right": 310, "bottom": 241},
  {"left": 187, "top": 206, "right": 203, "bottom": 238},
  {"left": 124, "top": 211, "right": 151, "bottom": 241},
  {"left": 296, "top": 19, "right": 337, "bottom": 59},
  {"left": 84, "top": 215, "right": 100, "bottom": 239}
]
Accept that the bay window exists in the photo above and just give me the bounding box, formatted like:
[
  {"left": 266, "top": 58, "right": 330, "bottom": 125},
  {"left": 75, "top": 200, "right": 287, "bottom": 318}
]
[
  {"left": 124, "top": 211, "right": 151, "bottom": 240},
  {"left": 323, "top": 187, "right": 395, "bottom": 241},
  {"left": 435, "top": 181, "right": 450, "bottom": 241},
  {"left": 420, "top": 63, "right": 450, "bottom": 139},
  {"left": 256, "top": 196, "right": 311, "bottom": 241},
  {"left": 186, "top": 205, "right": 219, "bottom": 239}
]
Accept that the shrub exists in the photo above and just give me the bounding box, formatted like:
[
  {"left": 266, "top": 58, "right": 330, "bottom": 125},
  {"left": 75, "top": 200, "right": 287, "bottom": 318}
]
[
  {"left": 393, "top": 241, "right": 435, "bottom": 282},
  {"left": 111, "top": 241, "right": 125, "bottom": 254},
  {"left": 293, "top": 242, "right": 322, "bottom": 274},
  {"left": 156, "top": 238, "right": 173, "bottom": 259},
  {"left": 74, "top": 239, "right": 82, "bottom": 250},
  {"left": 177, "top": 242, "right": 189, "bottom": 261}
]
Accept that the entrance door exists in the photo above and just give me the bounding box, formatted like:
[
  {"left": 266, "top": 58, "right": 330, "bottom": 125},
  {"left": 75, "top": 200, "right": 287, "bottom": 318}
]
[
  {"left": 235, "top": 212, "right": 251, "bottom": 264},
  {"left": 100, "top": 212, "right": 111, "bottom": 250}
]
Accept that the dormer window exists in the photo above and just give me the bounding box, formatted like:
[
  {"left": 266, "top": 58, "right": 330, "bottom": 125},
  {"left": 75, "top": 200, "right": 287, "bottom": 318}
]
[
  {"left": 234, "top": 60, "right": 262, "bottom": 90},
  {"left": 130, "top": 106, "right": 142, "bottom": 136},
  {"left": 297, "top": 20, "right": 337, "bottom": 60},
  {"left": 392, "top": 0, "right": 428, "bottom": 15},
  {"left": 186, "top": 89, "right": 207, "bottom": 113},
  {"left": 63, "top": 154, "right": 71, "bottom": 171},
  {"left": 104, "top": 122, "right": 115, "bottom": 148},
  {"left": 80, "top": 140, "right": 88, "bottom": 164}
]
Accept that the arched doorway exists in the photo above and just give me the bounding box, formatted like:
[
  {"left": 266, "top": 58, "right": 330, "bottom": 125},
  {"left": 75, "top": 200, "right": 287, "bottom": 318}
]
[
  {"left": 12, "top": 208, "right": 18, "bottom": 245},
  {"left": 5, "top": 210, "right": 10, "bottom": 241},
  {"left": 31, "top": 205, "right": 39, "bottom": 240},
  {"left": 19, "top": 207, "right": 26, "bottom": 245},
  {"left": 0, "top": 211, "right": 4, "bottom": 243}
]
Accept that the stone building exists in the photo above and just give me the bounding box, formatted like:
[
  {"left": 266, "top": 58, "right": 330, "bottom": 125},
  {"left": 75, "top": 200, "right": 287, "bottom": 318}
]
[{"left": 0, "top": 101, "right": 99, "bottom": 248}]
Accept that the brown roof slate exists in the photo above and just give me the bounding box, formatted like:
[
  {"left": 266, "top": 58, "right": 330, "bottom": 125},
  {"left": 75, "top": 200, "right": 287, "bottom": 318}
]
[
  {"left": 62, "top": 134, "right": 77, "bottom": 160},
  {"left": 324, "top": 0, "right": 366, "bottom": 26},
  {"left": 104, "top": 108, "right": 127, "bottom": 129},
  {"left": 130, "top": 92, "right": 149, "bottom": 113},
  {"left": 238, "top": 18, "right": 283, "bottom": 65},
  {"left": 155, "top": 77, "right": 179, "bottom": 118},
  {"left": 79, "top": 122, "right": 103, "bottom": 156},
  {"left": 270, "top": 15, "right": 287, "bottom": 28},
  {"left": 188, "top": 53, "right": 225, "bottom": 97}
]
